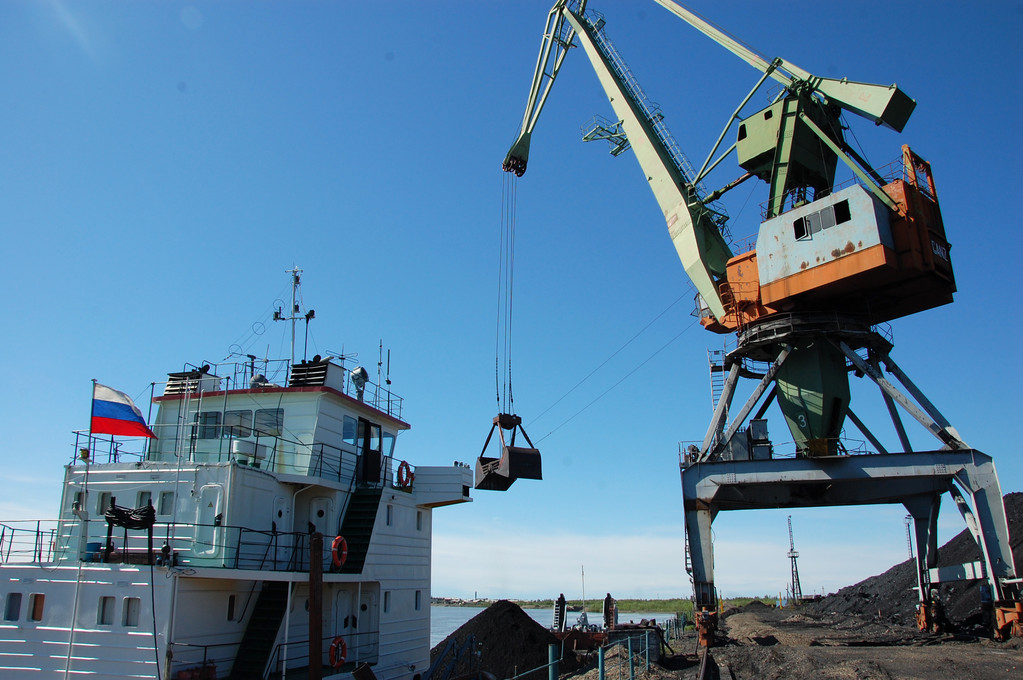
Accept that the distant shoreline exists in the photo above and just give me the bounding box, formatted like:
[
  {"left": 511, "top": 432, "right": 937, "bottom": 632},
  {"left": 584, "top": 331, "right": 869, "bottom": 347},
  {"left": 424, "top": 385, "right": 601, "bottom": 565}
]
[
  {"left": 429, "top": 593, "right": 769, "bottom": 613},
  {"left": 431, "top": 597, "right": 764, "bottom": 615}
]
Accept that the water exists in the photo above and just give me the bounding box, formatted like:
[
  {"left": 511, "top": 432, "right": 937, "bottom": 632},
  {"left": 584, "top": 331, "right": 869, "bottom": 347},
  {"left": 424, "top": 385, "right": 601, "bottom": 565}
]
[{"left": 430, "top": 606, "right": 671, "bottom": 647}]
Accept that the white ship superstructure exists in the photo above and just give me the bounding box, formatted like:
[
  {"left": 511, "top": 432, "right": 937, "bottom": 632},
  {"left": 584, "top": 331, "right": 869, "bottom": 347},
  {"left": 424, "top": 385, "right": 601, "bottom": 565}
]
[{"left": 0, "top": 280, "right": 472, "bottom": 679}]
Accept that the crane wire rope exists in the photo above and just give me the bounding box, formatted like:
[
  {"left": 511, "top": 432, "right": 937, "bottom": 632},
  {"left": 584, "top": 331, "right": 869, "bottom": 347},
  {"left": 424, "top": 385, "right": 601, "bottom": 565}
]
[
  {"left": 495, "top": 172, "right": 518, "bottom": 414},
  {"left": 528, "top": 289, "right": 690, "bottom": 427},
  {"left": 533, "top": 314, "right": 701, "bottom": 444}
]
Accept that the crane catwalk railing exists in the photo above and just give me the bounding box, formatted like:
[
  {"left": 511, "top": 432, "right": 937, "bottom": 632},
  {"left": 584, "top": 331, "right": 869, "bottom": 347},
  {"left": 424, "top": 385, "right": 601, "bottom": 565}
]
[{"left": 576, "top": 5, "right": 730, "bottom": 237}]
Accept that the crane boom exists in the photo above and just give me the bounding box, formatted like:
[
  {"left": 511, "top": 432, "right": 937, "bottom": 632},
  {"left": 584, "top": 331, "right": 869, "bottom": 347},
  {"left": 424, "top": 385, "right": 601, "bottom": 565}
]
[
  {"left": 650, "top": 0, "right": 916, "bottom": 132},
  {"left": 506, "top": 0, "right": 732, "bottom": 320}
]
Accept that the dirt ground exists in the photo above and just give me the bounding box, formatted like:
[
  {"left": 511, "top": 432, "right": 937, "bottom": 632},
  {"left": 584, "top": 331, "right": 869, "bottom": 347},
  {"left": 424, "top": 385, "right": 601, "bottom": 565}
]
[
  {"left": 572, "top": 602, "right": 1021, "bottom": 680},
  {"left": 440, "top": 494, "right": 1023, "bottom": 679}
]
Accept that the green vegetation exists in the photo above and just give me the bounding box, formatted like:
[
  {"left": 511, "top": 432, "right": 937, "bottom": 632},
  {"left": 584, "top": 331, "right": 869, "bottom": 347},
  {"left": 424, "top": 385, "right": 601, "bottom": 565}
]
[{"left": 434, "top": 596, "right": 775, "bottom": 616}]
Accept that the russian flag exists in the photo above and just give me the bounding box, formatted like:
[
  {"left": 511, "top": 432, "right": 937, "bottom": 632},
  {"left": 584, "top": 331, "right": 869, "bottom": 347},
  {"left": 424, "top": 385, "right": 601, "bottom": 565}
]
[{"left": 91, "top": 384, "right": 157, "bottom": 438}]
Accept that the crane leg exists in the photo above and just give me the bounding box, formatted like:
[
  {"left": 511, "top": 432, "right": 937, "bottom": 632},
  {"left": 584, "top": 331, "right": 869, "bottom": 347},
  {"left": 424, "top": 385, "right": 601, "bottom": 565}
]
[{"left": 685, "top": 503, "right": 717, "bottom": 646}]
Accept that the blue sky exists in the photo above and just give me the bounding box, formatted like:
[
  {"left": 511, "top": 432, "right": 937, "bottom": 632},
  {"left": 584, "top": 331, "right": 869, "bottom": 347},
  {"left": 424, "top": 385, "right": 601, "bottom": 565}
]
[{"left": 2, "top": 1, "right": 1020, "bottom": 600}]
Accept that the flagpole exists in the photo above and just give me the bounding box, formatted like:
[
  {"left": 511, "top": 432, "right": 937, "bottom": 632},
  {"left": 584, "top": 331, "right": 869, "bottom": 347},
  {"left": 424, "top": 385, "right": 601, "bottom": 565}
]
[
  {"left": 144, "top": 382, "right": 155, "bottom": 459},
  {"left": 84, "top": 379, "right": 95, "bottom": 491},
  {"left": 66, "top": 379, "right": 97, "bottom": 678}
]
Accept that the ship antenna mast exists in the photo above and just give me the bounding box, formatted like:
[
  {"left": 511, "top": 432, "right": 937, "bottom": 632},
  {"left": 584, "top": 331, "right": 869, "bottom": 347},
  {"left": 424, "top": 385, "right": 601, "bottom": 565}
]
[{"left": 274, "top": 267, "right": 304, "bottom": 367}]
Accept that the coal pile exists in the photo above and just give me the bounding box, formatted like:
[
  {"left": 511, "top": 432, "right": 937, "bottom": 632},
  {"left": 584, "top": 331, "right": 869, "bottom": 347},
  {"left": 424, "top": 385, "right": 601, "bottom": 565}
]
[
  {"left": 431, "top": 600, "right": 575, "bottom": 680},
  {"left": 806, "top": 492, "right": 1022, "bottom": 631}
]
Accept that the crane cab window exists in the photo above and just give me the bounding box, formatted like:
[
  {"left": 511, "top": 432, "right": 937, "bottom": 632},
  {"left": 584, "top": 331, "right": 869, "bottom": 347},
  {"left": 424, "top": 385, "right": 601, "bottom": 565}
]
[{"left": 794, "top": 199, "right": 851, "bottom": 241}]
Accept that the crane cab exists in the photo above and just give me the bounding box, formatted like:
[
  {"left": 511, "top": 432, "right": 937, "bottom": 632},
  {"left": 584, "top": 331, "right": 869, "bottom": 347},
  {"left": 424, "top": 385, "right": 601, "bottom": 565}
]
[{"left": 755, "top": 146, "right": 954, "bottom": 324}]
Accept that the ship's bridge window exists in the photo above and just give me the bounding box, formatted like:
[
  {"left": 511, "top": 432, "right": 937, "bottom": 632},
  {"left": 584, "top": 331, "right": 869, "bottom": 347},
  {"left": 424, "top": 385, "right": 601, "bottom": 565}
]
[
  {"left": 137, "top": 491, "right": 152, "bottom": 509},
  {"left": 383, "top": 432, "right": 395, "bottom": 457},
  {"left": 192, "top": 411, "right": 221, "bottom": 439},
  {"left": 224, "top": 410, "right": 253, "bottom": 438},
  {"left": 97, "top": 492, "right": 112, "bottom": 515},
  {"left": 255, "top": 408, "right": 284, "bottom": 437},
  {"left": 358, "top": 420, "right": 382, "bottom": 455},
  {"left": 343, "top": 416, "right": 357, "bottom": 448}
]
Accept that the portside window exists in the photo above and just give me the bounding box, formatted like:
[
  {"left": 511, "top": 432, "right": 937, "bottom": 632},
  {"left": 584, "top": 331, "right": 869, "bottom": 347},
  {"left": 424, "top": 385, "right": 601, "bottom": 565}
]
[
  {"left": 383, "top": 591, "right": 391, "bottom": 613},
  {"left": 29, "top": 593, "right": 44, "bottom": 622},
  {"left": 386, "top": 504, "right": 393, "bottom": 527},
  {"left": 227, "top": 595, "right": 236, "bottom": 621},
  {"left": 415, "top": 590, "right": 422, "bottom": 611},
  {"left": 158, "top": 491, "right": 175, "bottom": 516},
  {"left": 255, "top": 408, "right": 284, "bottom": 437},
  {"left": 122, "top": 597, "right": 140, "bottom": 627},
  {"left": 4, "top": 592, "right": 22, "bottom": 621},
  {"left": 98, "top": 596, "right": 115, "bottom": 625},
  {"left": 224, "top": 410, "right": 252, "bottom": 438},
  {"left": 137, "top": 490, "right": 152, "bottom": 509},
  {"left": 97, "top": 492, "right": 112, "bottom": 514},
  {"left": 416, "top": 511, "right": 423, "bottom": 531}
]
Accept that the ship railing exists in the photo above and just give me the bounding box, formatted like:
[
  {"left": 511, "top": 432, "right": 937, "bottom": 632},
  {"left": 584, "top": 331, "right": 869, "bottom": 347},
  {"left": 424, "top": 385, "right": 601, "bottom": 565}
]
[
  {"left": 54, "top": 518, "right": 381, "bottom": 573},
  {"left": 166, "top": 357, "right": 405, "bottom": 421},
  {"left": 679, "top": 434, "right": 878, "bottom": 465},
  {"left": 139, "top": 423, "right": 406, "bottom": 489},
  {"left": 166, "top": 640, "right": 231, "bottom": 679},
  {"left": 0, "top": 520, "right": 60, "bottom": 564},
  {"left": 265, "top": 629, "right": 379, "bottom": 680},
  {"left": 70, "top": 430, "right": 146, "bottom": 465}
]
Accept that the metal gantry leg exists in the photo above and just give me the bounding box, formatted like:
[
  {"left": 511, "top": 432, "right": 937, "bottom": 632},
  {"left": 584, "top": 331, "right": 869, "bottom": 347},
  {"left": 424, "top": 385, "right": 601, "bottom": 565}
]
[
  {"left": 684, "top": 504, "right": 717, "bottom": 645},
  {"left": 682, "top": 329, "right": 1020, "bottom": 643}
]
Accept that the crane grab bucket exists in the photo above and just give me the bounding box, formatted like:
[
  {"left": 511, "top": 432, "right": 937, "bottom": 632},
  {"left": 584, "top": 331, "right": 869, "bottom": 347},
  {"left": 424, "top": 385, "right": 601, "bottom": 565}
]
[{"left": 474, "top": 413, "right": 543, "bottom": 491}]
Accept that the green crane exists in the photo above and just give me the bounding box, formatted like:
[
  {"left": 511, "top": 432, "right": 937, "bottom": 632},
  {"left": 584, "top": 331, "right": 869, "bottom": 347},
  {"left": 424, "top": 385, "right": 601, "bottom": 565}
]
[{"left": 504, "top": 0, "right": 1020, "bottom": 645}]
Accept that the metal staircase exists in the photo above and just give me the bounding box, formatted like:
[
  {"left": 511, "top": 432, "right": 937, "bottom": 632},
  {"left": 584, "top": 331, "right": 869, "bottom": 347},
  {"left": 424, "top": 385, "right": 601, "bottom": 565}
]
[
  {"left": 708, "top": 348, "right": 726, "bottom": 412},
  {"left": 336, "top": 486, "right": 383, "bottom": 574},
  {"left": 230, "top": 581, "right": 288, "bottom": 680}
]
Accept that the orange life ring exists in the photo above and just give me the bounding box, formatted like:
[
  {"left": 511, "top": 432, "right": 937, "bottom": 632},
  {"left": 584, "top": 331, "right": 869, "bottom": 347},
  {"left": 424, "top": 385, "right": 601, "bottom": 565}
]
[
  {"left": 328, "top": 635, "right": 347, "bottom": 668},
  {"left": 331, "top": 535, "right": 348, "bottom": 568},
  {"left": 397, "top": 460, "right": 414, "bottom": 488}
]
